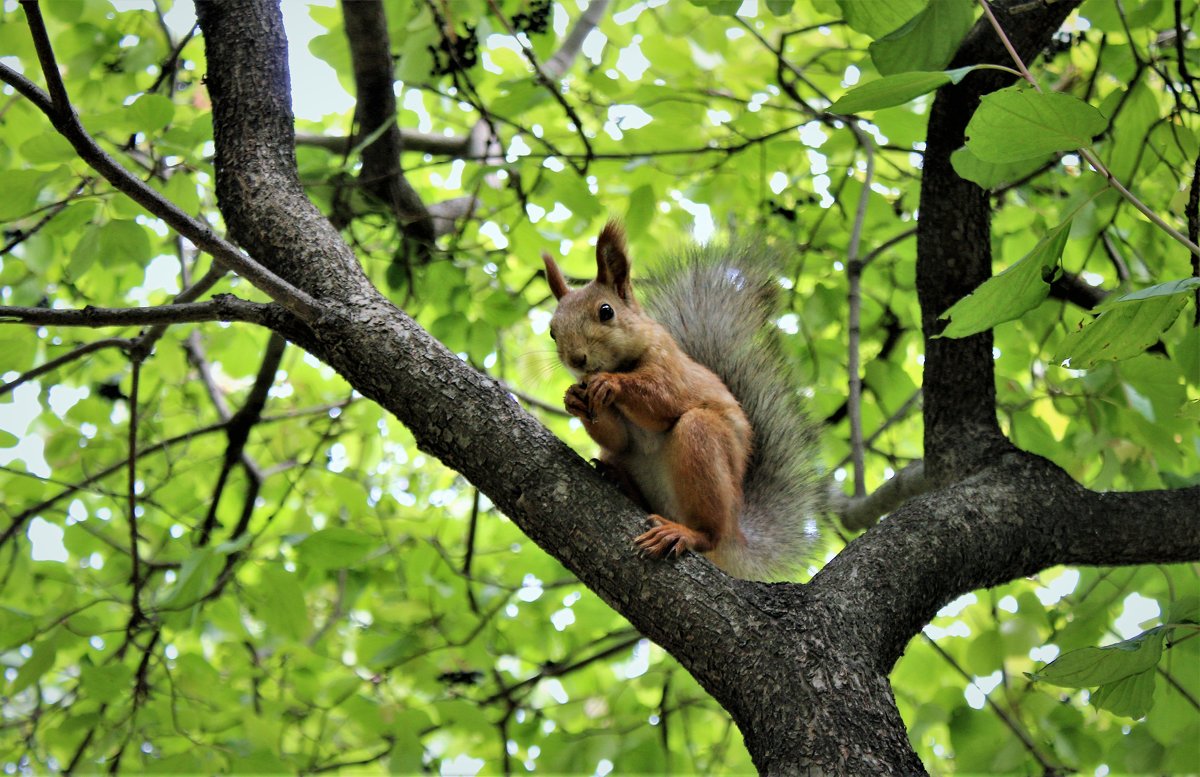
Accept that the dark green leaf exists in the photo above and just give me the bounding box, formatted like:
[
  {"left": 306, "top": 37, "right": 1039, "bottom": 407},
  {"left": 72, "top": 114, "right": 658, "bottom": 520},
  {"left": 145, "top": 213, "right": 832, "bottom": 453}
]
[
  {"left": 939, "top": 218, "right": 1071, "bottom": 337},
  {"left": 869, "top": 0, "right": 975, "bottom": 75}
]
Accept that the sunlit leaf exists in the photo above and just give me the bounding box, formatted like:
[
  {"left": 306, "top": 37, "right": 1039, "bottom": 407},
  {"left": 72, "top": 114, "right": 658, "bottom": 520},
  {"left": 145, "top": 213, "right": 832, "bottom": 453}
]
[
  {"left": 965, "top": 87, "right": 1106, "bottom": 163},
  {"left": 1054, "top": 294, "right": 1188, "bottom": 368}
]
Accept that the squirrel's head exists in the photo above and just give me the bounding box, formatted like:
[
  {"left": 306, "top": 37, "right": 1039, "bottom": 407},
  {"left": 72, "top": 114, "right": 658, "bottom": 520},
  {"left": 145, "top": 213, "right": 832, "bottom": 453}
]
[{"left": 543, "top": 221, "right": 652, "bottom": 379}]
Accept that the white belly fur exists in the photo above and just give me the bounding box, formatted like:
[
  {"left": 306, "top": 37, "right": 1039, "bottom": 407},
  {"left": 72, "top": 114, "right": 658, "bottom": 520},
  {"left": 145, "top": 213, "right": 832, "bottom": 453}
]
[{"left": 618, "top": 422, "right": 679, "bottom": 519}]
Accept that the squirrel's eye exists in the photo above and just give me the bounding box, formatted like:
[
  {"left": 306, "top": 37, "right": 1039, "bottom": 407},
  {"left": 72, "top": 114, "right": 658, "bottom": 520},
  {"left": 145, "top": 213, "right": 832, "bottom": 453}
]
[
  {"left": 598, "top": 303, "right": 614, "bottom": 322},
  {"left": 548, "top": 329, "right": 556, "bottom": 341}
]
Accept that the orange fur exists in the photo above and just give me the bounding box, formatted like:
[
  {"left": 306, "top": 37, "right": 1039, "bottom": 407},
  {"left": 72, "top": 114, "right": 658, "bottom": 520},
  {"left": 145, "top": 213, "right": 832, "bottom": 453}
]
[{"left": 545, "top": 222, "right": 753, "bottom": 562}]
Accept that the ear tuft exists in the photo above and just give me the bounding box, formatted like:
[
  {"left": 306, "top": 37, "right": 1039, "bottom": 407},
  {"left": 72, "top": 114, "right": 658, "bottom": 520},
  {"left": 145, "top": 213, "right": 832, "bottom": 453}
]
[
  {"left": 595, "top": 221, "right": 634, "bottom": 301},
  {"left": 543, "top": 251, "right": 570, "bottom": 300}
]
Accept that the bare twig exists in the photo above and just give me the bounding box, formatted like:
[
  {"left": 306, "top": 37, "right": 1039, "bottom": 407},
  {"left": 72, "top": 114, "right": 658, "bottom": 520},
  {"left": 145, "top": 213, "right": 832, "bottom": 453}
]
[
  {"left": 0, "top": 296, "right": 275, "bottom": 329},
  {"left": 126, "top": 359, "right": 145, "bottom": 625},
  {"left": 831, "top": 461, "right": 930, "bottom": 532},
  {"left": 0, "top": 337, "right": 131, "bottom": 399},
  {"left": 197, "top": 333, "right": 286, "bottom": 545},
  {"left": 845, "top": 127, "right": 876, "bottom": 498}
]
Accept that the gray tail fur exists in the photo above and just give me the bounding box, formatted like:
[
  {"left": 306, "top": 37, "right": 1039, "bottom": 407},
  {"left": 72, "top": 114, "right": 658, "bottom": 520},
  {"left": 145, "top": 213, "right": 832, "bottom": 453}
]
[{"left": 645, "top": 239, "right": 824, "bottom": 581}]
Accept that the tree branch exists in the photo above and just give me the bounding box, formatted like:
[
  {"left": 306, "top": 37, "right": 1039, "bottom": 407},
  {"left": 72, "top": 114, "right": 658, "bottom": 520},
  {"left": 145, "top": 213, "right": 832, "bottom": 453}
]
[
  {"left": 341, "top": 0, "right": 435, "bottom": 258},
  {"left": 813, "top": 451, "right": 1200, "bottom": 673},
  {"left": 916, "top": 0, "right": 1082, "bottom": 480},
  {"left": 2, "top": 3, "right": 322, "bottom": 321},
  {"left": 0, "top": 296, "right": 277, "bottom": 329}
]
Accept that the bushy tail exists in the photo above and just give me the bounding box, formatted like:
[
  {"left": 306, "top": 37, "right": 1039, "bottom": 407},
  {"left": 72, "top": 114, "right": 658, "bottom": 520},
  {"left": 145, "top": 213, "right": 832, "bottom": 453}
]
[{"left": 645, "top": 239, "right": 824, "bottom": 581}]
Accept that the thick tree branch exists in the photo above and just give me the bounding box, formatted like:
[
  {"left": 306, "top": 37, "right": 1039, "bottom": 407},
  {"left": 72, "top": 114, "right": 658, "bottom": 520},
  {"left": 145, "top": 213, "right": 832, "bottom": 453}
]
[
  {"left": 812, "top": 451, "right": 1200, "bottom": 674},
  {"left": 916, "top": 0, "right": 1082, "bottom": 480}
]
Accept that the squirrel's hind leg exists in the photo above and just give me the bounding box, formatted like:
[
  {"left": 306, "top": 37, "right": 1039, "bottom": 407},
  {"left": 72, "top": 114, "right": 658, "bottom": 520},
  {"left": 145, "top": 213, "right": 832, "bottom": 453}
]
[{"left": 633, "top": 409, "right": 745, "bottom": 560}]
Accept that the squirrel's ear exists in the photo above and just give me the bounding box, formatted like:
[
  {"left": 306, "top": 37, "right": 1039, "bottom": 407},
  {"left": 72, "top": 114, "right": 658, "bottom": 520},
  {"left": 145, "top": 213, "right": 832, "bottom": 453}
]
[
  {"left": 595, "top": 221, "right": 633, "bottom": 302},
  {"left": 542, "top": 251, "right": 570, "bottom": 300}
]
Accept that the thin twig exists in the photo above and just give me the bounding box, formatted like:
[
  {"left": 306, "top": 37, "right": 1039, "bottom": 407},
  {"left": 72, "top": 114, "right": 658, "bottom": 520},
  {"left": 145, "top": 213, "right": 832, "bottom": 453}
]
[
  {"left": 0, "top": 296, "right": 275, "bottom": 329},
  {"left": 126, "top": 359, "right": 145, "bottom": 626},
  {"left": 845, "top": 127, "right": 876, "bottom": 498}
]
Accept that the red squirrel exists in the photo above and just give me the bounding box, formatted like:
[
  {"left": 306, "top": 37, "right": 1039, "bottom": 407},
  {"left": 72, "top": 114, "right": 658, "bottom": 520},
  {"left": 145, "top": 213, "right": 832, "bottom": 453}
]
[{"left": 543, "top": 222, "right": 821, "bottom": 580}]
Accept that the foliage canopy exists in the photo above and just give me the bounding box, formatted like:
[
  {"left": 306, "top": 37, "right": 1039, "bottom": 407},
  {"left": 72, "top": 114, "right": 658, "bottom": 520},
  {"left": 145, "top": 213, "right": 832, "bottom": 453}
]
[{"left": 0, "top": 0, "right": 1197, "bottom": 773}]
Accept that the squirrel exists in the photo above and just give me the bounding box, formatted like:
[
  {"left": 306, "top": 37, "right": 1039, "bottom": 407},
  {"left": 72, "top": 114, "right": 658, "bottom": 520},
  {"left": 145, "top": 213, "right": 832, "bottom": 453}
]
[{"left": 542, "top": 221, "right": 822, "bottom": 581}]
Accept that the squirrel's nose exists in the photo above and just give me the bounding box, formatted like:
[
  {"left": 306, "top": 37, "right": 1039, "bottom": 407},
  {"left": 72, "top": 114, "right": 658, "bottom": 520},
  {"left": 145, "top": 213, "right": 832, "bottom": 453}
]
[{"left": 569, "top": 353, "right": 587, "bottom": 370}]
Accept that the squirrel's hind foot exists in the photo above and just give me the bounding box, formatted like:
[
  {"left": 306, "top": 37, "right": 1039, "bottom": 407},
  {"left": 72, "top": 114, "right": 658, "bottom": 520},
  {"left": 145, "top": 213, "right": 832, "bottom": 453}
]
[{"left": 635, "top": 515, "right": 715, "bottom": 558}]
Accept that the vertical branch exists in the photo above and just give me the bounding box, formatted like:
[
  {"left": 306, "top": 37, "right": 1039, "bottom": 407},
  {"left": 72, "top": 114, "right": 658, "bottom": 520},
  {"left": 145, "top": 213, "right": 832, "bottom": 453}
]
[
  {"left": 463, "top": 488, "right": 482, "bottom": 614},
  {"left": 126, "top": 358, "right": 145, "bottom": 624},
  {"left": 1188, "top": 155, "right": 1200, "bottom": 325},
  {"left": 845, "top": 127, "right": 875, "bottom": 497}
]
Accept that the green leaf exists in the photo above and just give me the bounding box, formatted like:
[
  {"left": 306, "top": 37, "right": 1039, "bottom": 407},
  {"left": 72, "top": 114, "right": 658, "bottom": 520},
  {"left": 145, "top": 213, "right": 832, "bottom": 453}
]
[
  {"left": 686, "top": 0, "right": 743, "bottom": 14},
  {"left": 965, "top": 87, "right": 1107, "bottom": 163},
  {"left": 0, "top": 169, "right": 54, "bottom": 220},
  {"left": 869, "top": 0, "right": 975, "bottom": 75},
  {"left": 98, "top": 219, "right": 153, "bottom": 268},
  {"left": 80, "top": 661, "right": 134, "bottom": 698},
  {"left": 0, "top": 430, "right": 17, "bottom": 448},
  {"left": 939, "top": 218, "right": 1071, "bottom": 337},
  {"left": 294, "top": 527, "right": 376, "bottom": 569},
  {"left": 624, "top": 183, "right": 657, "bottom": 237},
  {"left": 1167, "top": 595, "right": 1200, "bottom": 625},
  {"left": 1112, "top": 277, "right": 1200, "bottom": 304},
  {"left": 950, "top": 146, "right": 1052, "bottom": 190},
  {"left": 838, "top": 0, "right": 926, "bottom": 38},
  {"left": 1030, "top": 627, "right": 1164, "bottom": 688},
  {"left": 128, "top": 93, "right": 175, "bottom": 133},
  {"left": 67, "top": 223, "right": 103, "bottom": 280},
  {"left": 830, "top": 67, "right": 976, "bottom": 114},
  {"left": 158, "top": 546, "right": 222, "bottom": 610},
  {"left": 19, "top": 134, "right": 78, "bottom": 165},
  {"left": 1054, "top": 294, "right": 1188, "bottom": 368},
  {"left": 9, "top": 632, "right": 58, "bottom": 694},
  {"left": 1090, "top": 665, "right": 1158, "bottom": 718},
  {"left": 255, "top": 564, "right": 309, "bottom": 641},
  {"left": 764, "top": 0, "right": 794, "bottom": 14}
]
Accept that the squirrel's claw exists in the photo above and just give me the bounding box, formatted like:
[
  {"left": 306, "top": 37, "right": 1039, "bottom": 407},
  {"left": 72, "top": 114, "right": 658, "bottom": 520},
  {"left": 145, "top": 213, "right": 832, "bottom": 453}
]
[
  {"left": 635, "top": 515, "right": 696, "bottom": 558},
  {"left": 564, "top": 383, "right": 590, "bottom": 419},
  {"left": 585, "top": 374, "right": 618, "bottom": 412}
]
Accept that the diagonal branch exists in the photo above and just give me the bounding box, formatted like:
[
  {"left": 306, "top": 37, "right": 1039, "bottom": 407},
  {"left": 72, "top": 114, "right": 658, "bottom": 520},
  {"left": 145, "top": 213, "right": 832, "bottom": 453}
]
[{"left": 2, "top": 3, "right": 321, "bottom": 321}]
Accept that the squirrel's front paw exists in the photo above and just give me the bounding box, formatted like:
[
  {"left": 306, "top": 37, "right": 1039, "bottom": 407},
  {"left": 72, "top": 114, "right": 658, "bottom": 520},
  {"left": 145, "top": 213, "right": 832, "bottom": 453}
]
[
  {"left": 564, "top": 382, "right": 590, "bottom": 419},
  {"left": 585, "top": 373, "right": 619, "bottom": 412}
]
